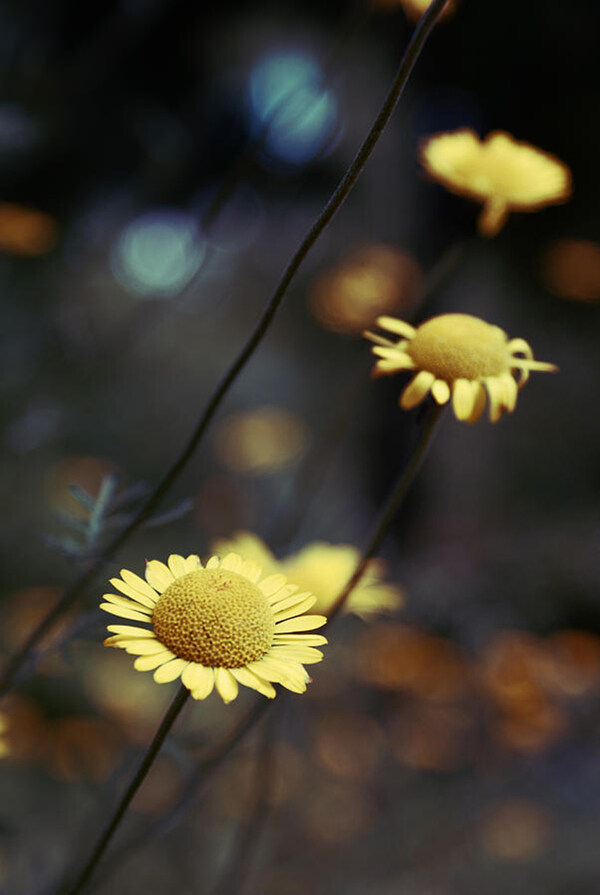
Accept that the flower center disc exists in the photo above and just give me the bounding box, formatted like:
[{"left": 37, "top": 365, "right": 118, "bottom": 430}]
[
  {"left": 407, "top": 313, "right": 509, "bottom": 381},
  {"left": 152, "top": 569, "right": 275, "bottom": 667}
]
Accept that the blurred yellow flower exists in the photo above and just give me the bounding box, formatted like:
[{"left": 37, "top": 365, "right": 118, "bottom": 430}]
[
  {"left": 213, "top": 533, "right": 403, "bottom": 620},
  {"left": 366, "top": 313, "right": 557, "bottom": 423},
  {"left": 101, "top": 552, "right": 327, "bottom": 703},
  {"left": 373, "top": 0, "right": 455, "bottom": 21},
  {"left": 420, "top": 129, "right": 572, "bottom": 236}
]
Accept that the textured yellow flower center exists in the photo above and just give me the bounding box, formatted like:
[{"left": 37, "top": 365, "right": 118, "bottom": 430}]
[
  {"left": 152, "top": 569, "right": 275, "bottom": 667},
  {"left": 407, "top": 313, "right": 510, "bottom": 381}
]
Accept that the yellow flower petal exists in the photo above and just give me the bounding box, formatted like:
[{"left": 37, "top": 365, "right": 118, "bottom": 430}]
[
  {"left": 467, "top": 382, "right": 487, "bottom": 424},
  {"left": 272, "top": 594, "right": 317, "bottom": 622},
  {"left": 376, "top": 316, "right": 417, "bottom": 339},
  {"left": 508, "top": 337, "right": 534, "bottom": 359},
  {"left": 134, "top": 651, "right": 177, "bottom": 671},
  {"left": 168, "top": 554, "right": 190, "bottom": 579},
  {"left": 249, "top": 656, "right": 308, "bottom": 690},
  {"left": 270, "top": 645, "right": 324, "bottom": 664},
  {"left": 206, "top": 556, "right": 220, "bottom": 570},
  {"left": 485, "top": 378, "right": 504, "bottom": 423},
  {"left": 106, "top": 624, "right": 154, "bottom": 637},
  {"left": 400, "top": 370, "right": 435, "bottom": 410},
  {"left": 101, "top": 593, "right": 152, "bottom": 614},
  {"left": 221, "top": 553, "right": 243, "bottom": 573},
  {"left": 100, "top": 603, "right": 153, "bottom": 623},
  {"left": 215, "top": 668, "right": 239, "bottom": 703},
  {"left": 184, "top": 554, "right": 202, "bottom": 572},
  {"left": 239, "top": 560, "right": 262, "bottom": 583},
  {"left": 274, "top": 614, "right": 327, "bottom": 634},
  {"left": 114, "top": 639, "right": 165, "bottom": 656},
  {"left": 258, "top": 573, "right": 288, "bottom": 597},
  {"left": 272, "top": 633, "right": 328, "bottom": 646},
  {"left": 118, "top": 570, "right": 160, "bottom": 604},
  {"left": 145, "top": 560, "right": 174, "bottom": 593},
  {"left": 153, "top": 658, "right": 189, "bottom": 683},
  {"left": 230, "top": 667, "right": 276, "bottom": 698},
  {"left": 452, "top": 378, "right": 477, "bottom": 420},
  {"left": 184, "top": 665, "right": 215, "bottom": 699},
  {"left": 431, "top": 379, "right": 451, "bottom": 404},
  {"left": 267, "top": 583, "right": 300, "bottom": 606}
]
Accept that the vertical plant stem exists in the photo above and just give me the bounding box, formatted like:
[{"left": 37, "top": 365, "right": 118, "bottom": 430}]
[
  {"left": 326, "top": 399, "right": 445, "bottom": 624},
  {"left": 0, "top": 0, "right": 450, "bottom": 697},
  {"left": 58, "top": 685, "right": 190, "bottom": 895}
]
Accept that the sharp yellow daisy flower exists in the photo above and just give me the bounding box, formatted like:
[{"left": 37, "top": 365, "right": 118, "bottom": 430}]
[
  {"left": 213, "top": 533, "right": 403, "bottom": 620},
  {"left": 420, "top": 129, "right": 572, "bottom": 236},
  {"left": 100, "top": 552, "right": 327, "bottom": 703},
  {"left": 366, "top": 313, "right": 557, "bottom": 423}
]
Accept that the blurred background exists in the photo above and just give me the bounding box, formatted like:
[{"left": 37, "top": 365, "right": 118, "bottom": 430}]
[{"left": 1, "top": 0, "right": 600, "bottom": 891}]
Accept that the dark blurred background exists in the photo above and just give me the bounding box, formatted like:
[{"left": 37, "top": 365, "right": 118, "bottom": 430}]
[{"left": 1, "top": 0, "right": 600, "bottom": 892}]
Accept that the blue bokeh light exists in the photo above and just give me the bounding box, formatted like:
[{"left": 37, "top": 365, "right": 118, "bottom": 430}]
[
  {"left": 111, "top": 210, "right": 205, "bottom": 298},
  {"left": 247, "top": 50, "right": 338, "bottom": 165}
]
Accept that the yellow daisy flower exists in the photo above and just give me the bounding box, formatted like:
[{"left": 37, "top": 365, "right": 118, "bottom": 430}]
[
  {"left": 366, "top": 313, "right": 557, "bottom": 423},
  {"left": 420, "top": 129, "right": 572, "bottom": 236},
  {"left": 100, "top": 553, "right": 327, "bottom": 703},
  {"left": 213, "top": 533, "right": 403, "bottom": 620}
]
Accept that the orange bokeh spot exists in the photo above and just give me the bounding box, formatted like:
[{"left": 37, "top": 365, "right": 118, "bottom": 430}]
[
  {"left": 354, "top": 624, "right": 471, "bottom": 702},
  {"left": 479, "top": 799, "right": 553, "bottom": 861},
  {"left": 0, "top": 203, "right": 58, "bottom": 256},
  {"left": 540, "top": 238, "right": 600, "bottom": 302},
  {"left": 212, "top": 407, "right": 308, "bottom": 476},
  {"left": 313, "top": 711, "right": 384, "bottom": 780},
  {"left": 309, "top": 244, "right": 422, "bottom": 335},
  {"left": 388, "top": 703, "right": 474, "bottom": 771}
]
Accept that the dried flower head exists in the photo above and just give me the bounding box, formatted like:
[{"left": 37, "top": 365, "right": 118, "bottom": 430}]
[
  {"left": 213, "top": 533, "right": 403, "bottom": 620},
  {"left": 420, "top": 129, "right": 572, "bottom": 236},
  {"left": 101, "top": 552, "right": 327, "bottom": 703},
  {"left": 366, "top": 313, "right": 557, "bottom": 423}
]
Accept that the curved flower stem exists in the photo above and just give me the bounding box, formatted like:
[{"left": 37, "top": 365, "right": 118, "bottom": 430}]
[
  {"left": 326, "top": 399, "right": 445, "bottom": 624},
  {"left": 88, "top": 697, "right": 272, "bottom": 893},
  {"left": 0, "top": 0, "right": 449, "bottom": 698},
  {"left": 58, "top": 685, "right": 190, "bottom": 895}
]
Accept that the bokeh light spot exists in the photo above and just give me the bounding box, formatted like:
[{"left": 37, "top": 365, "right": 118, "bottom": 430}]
[
  {"left": 213, "top": 406, "right": 308, "bottom": 476},
  {"left": 309, "top": 244, "right": 422, "bottom": 335},
  {"left": 540, "top": 238, "right": 600, "bottom": 302},
  {"left": 248, "top": 50, "right": 338, "bottom": 165},
  {"left": 111, "top": 210, "right": 205, "bottom": 297}
]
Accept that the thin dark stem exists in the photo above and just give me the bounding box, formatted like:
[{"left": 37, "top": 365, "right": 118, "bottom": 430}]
[
  {"left": 326, "top": 399, "right": 445, "bottom": 624},
  {"left": 58, "top": 685, "right": 190, "bottom": 895},
  {"left": 90, "top": 697, "right": 271, "bottom": 892},
  {"left": 0, "top": 0, "right": 448, "bottom": 698}
]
